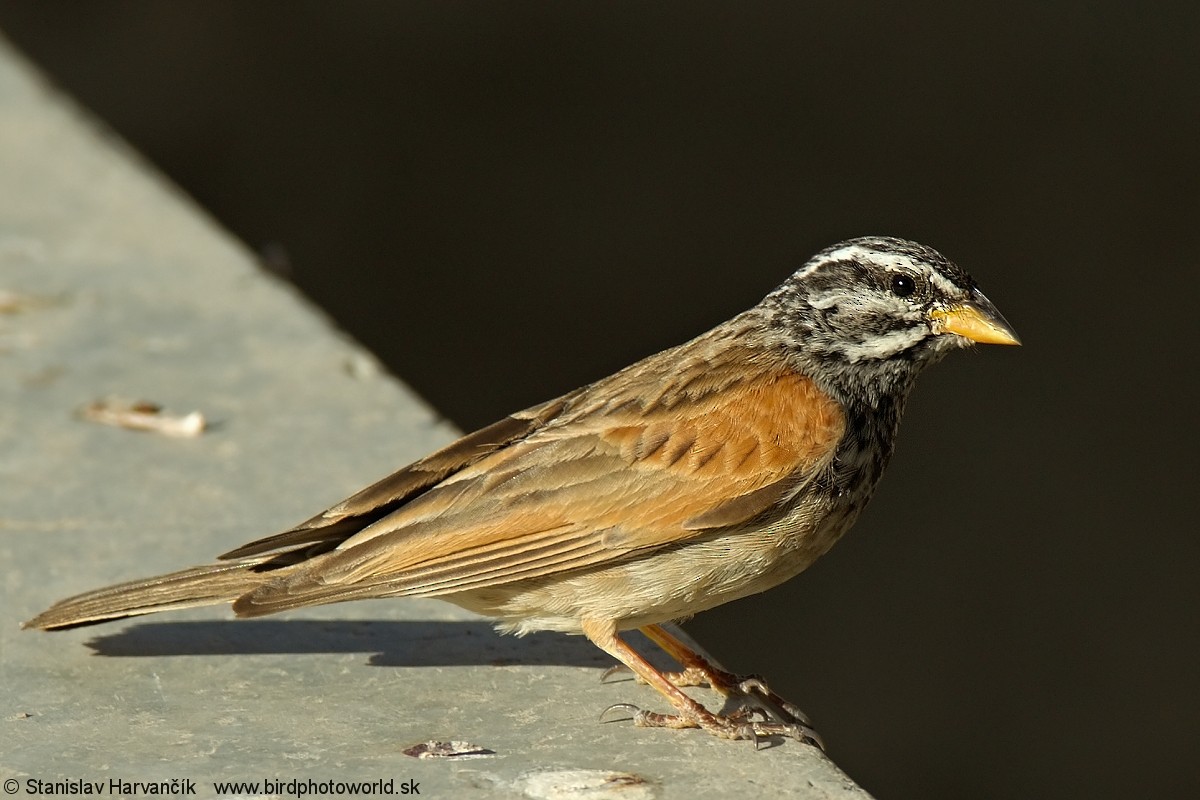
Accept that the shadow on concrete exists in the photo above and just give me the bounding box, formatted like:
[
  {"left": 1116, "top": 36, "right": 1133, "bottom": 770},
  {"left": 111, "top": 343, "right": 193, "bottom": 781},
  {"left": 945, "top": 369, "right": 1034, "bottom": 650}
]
[{"left": 81, "top": 619, "right": 614, "bottom": 669}]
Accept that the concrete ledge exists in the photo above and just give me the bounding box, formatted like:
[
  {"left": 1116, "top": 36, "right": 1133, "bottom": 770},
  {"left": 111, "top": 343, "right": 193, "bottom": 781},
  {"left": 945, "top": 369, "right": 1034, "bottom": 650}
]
[{"left": 0, "top": 34, "right": 871, "bottom": 799}]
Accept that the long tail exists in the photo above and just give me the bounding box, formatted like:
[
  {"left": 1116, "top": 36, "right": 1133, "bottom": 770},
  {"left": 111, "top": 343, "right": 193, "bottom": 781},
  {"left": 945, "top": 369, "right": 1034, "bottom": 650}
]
[{"left": 22, "top": 556, "right": 281, "bottom": 631}]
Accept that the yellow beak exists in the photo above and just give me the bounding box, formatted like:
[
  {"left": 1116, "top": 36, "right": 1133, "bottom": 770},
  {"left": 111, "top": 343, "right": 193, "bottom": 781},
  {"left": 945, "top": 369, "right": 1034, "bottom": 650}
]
[{"left": 928, "top": 293, "right": 1021, "bottom": 346}]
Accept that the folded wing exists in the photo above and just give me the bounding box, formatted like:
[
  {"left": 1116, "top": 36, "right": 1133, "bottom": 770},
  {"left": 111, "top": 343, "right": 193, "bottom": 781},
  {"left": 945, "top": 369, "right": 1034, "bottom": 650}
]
[{"left": 233, "top": 344, "right": 845, "bottom": 616}]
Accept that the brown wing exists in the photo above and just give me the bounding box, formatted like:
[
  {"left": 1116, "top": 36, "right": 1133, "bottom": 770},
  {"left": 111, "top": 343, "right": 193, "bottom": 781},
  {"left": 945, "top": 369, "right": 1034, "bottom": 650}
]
[
  {"left": 219, "top": 392, "right": 582, "bottom": 559},
  {"left": 233, "top": 340, "right": 845, "bottom": 616}
]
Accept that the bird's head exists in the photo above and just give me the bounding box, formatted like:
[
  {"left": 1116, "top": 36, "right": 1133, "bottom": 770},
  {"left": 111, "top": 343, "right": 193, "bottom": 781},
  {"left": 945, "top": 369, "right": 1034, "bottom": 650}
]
[{"left": 762, "top": 236, "right": 1020, "bottom": 403}]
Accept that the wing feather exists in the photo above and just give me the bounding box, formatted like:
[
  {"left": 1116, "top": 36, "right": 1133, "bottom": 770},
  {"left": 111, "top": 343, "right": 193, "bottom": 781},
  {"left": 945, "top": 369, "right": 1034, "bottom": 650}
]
[{"left": 220, "top": 392, "right": 581, "bottom": 559}]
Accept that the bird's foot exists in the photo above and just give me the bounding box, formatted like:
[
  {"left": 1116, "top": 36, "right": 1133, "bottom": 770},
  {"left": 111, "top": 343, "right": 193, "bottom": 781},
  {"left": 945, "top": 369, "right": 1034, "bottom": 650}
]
[
  {"left": 599, "top": 702, "right": 824, "bottom": 749},
  {"left": 601, "top": 663, "right": 814, "bottom": 728}
]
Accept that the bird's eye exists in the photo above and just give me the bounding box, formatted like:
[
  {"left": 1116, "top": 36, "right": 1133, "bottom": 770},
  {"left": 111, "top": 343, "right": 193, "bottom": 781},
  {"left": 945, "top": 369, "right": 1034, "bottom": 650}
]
[{"left": 891, "top": 274, "right": 916, "bottom": 298}]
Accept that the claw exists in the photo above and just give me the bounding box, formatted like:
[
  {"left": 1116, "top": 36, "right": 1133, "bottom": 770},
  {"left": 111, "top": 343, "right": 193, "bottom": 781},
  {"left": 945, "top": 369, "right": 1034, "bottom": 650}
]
[
  {"left": 741, "top": 720, "right": 824, "bottom": 751},
  {"left": 736, "top": 677, "right": 815, "bottom": 726},
  {"left": 779, "top": 701, "right": 816, "bottom": 727},
  {"left": 748, "top": 727, "right": 762, "bottom": 750},
  {"left": 800, "top": 726, "right": 827, "bottom": 752},
  {"left": 599, "top": 703, "right": 641, "bottom": 724},
  {"left": 600, "top": 664, "right": 632, "bottom": 684}
]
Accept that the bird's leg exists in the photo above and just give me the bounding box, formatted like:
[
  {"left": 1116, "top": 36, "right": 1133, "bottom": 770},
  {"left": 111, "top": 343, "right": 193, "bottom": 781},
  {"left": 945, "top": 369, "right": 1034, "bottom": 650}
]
[
  {"left": 638, "top": 623, "right": 823, "bottom": 746},
  {"left": 584, "top": 619, "right": 820, "bottom": 746},
  {"left": 603, "top": 624, "right": 815, "bottom": 724}
]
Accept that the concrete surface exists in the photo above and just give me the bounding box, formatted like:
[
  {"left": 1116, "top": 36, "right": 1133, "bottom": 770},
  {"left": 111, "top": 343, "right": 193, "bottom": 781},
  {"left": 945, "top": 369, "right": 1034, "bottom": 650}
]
[{"left": 0, "top": 35, "right": 871, "bottom": 799}]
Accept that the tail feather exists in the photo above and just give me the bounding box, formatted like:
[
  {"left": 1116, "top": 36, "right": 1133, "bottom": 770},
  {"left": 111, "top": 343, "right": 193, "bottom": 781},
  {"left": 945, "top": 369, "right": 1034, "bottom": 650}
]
[{"left": 22, "top": 557, "right": 277, "bottom": 630}]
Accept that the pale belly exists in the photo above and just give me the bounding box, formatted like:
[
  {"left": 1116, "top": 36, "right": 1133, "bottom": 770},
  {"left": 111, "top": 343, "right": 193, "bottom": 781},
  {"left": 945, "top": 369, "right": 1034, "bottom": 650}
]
[{"left": 442, "top": 498, "right": 861, "bottom": 636}]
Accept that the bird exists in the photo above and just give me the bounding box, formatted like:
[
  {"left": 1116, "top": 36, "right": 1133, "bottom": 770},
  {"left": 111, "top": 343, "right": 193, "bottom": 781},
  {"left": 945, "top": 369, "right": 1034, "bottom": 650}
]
[{"left": 25, "top": 236, "right": 1019, "bottom": 745}]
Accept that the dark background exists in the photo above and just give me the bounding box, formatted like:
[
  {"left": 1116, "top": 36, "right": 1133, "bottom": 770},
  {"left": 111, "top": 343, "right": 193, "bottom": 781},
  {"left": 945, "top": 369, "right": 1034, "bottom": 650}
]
[{"left": 2, "top": 3, "right": 1196, "bottom": 797}]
